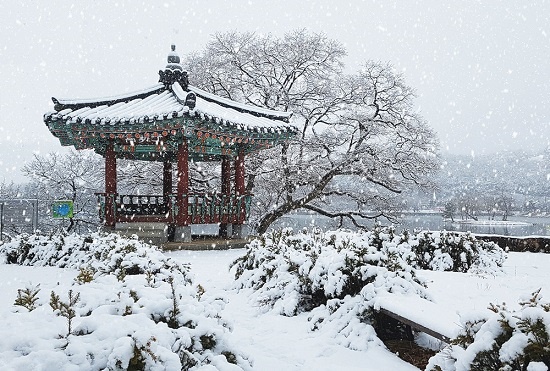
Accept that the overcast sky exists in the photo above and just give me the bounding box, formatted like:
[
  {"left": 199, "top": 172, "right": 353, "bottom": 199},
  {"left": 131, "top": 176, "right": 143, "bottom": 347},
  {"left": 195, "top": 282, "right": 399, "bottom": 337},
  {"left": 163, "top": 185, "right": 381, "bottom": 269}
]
[{"left": 1, "top": 0, "right": 549, "bottom": 182}]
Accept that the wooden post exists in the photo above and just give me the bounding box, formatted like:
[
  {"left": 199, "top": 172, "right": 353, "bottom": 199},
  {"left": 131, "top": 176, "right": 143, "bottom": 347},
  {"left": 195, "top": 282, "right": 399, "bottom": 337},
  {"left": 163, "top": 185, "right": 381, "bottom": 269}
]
[
  {"left": 233, "top": 148, "right": 246, "bottom": 238},
  {"left": 104, "top": 142, "right": 117, "bottom": 229},
  {"left": 235, "top": 149, "right": 246, "bottom": 196},
  {"left": 219, "top": 155, "right": 231, "bottom": 238},
  {"left": 175, "top": 140, "right": 191, "bottom": 242},
  {"left": 163, "top": 160, "right": 174, "bottom": 240}
]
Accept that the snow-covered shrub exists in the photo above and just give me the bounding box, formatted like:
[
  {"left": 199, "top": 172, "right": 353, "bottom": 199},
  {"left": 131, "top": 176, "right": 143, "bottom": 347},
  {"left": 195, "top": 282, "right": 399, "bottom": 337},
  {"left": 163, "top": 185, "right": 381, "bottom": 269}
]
[
  {"left": 427, "top": 289, "right": 550, "bottom": 371},
  {"left": 231, "top": 227, "right": 429, "bottom": 349},
  {"left": 232, "top": 227, "right": 426, "bottom": 315},
  {"left": 411, "top": 231, "right": 506, "bottom": 274},
  {"left": 0, "top": 231, "right": 191, "bottom": 283},
  {"left": 0, "top": 231, "right": 251, "bottom": 370}
]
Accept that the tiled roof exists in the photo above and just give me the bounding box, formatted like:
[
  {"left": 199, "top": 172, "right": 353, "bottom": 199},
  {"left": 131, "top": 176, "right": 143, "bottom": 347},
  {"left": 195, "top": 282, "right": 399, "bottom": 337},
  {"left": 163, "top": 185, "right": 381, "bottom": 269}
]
[{"left": 45, "top": 82, "right": 297, "bottom": 135}]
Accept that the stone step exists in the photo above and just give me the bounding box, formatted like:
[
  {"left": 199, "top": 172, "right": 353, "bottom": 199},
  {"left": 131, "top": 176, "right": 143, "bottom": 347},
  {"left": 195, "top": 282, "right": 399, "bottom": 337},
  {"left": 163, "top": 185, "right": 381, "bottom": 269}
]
[
  {"left": 162, "top": 238, "right": 250, "bottom": 251},
  {"left": 115, "top": 222, "right": 169, "bottom": 245}
]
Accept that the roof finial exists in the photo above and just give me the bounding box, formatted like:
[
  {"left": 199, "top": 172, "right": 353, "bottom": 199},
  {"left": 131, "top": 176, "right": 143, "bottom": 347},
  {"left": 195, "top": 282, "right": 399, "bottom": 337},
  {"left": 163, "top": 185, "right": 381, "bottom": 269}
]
[
  {"left": 159, "top": 44, "right": 188, "bottom": 89},
  {"left": 167, "top": 44, "right": 181, "bottom": 65}
]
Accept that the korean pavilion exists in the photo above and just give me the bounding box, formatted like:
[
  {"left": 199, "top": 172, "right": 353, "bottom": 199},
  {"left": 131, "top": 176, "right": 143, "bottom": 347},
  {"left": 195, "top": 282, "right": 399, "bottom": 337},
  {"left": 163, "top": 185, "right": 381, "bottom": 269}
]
[{"left": 44, "top": 45, "right": 297, "bottom": 243}]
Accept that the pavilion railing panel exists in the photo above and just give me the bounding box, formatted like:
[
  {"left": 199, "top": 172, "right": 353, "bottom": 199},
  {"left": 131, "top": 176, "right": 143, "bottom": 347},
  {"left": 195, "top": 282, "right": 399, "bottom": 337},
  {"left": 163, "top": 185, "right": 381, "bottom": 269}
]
[
  {"left": 187, "top": 193, "right": 251, "bottom": 224},
  {"left": 116, "top": 195, "right": 170, "bottom": 216},
  {"left": 95, "top": 193, "right": 251, "bottom": 224}
]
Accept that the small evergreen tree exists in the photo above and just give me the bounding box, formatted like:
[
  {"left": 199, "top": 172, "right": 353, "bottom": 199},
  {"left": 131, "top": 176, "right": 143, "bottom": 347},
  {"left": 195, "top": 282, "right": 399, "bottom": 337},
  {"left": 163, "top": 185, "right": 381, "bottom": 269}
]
[
  {"left": 14, "top": 284, "right": 40, "bottom": 311},
  {"left": 50, "top": 290, "right": 80, "bottom": 337},
  {"left": 428, "top": 288, "right": 550, "bottom": 370},
  {"left": 74, "top": 266, "right": 95, "bottom": 284}
]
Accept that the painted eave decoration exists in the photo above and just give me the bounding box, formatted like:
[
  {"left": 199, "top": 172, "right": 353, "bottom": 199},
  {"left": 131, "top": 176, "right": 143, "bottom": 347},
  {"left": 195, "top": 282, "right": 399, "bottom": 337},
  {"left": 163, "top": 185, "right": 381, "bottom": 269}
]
[{"left": 43, "top": 45, "right": 298, "bottom": 161}]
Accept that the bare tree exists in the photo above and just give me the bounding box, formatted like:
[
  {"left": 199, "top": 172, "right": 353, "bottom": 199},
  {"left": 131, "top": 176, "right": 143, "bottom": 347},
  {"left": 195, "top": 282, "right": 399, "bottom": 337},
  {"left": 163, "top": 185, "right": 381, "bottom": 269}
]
[
  {"left": 21, "top": 150, "right": 103, "bottom": 232},
  {"left": 116, "top": 160, "right": 217, "bottom": 195},
  {"left": 497, "top": 193, "right": 514, "bottom": 221},
  {"left": 187, "top": 30, "right": 440, "bottom": 233},
  {"left": 0, "top": 181, "right": 23, "bottom": 199}
]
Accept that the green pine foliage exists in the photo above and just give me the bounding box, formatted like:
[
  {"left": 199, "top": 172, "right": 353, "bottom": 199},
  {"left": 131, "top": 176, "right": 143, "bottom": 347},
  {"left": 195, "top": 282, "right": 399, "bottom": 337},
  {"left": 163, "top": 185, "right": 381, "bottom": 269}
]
[
  {"left": 232, "top": 227, "right": 427, "bottom": 315},
  {"left": 166, "top": 276, "right": 181, "bottom": 330},
  {"left": 14, "top": 284, "right": 41, "bottom": 312},
  {"left": 428, "top": 288, "right": 550, "bottom": 370},
  {"left": 411, "top": 230, "right": 505, "bottom": 273},
  {"left": 1, "top": 231, "right": 251, "bottom": 370},
  {"left": 50, "top": 289, "right": 80, "bottom": 337},
  {"left": 127, "top": 336, "right": 158, "bottom": 371},
  {"left": 0, "top": 231, "right": 192, "bottom": 284},
  {"left": 75, "top": 266, "right": 95, "bottom": 284}
]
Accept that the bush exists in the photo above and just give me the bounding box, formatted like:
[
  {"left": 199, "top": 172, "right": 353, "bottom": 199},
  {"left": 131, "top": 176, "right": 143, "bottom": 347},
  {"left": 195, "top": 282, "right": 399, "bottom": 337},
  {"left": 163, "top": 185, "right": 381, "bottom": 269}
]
[
  {"left": 427, "top": 289, "right": 550, "bottom": 371},
  {"left": 233, "top": 227, "right": 426, "bottom": 313},
  {"left": 411, "top": 230, "right": 506, "bottom": 274},
  {"left": 0, "top": 231, "right": 251, "bottom": 370},
  {"left": 0, "top": 231, "right": 191, "bottom": 283},
  {"left": 231, "top": 227, "right": 506, "bottom": 350},
  {"left": 231, "top": 227, "right": 428, "bottom": 349}
]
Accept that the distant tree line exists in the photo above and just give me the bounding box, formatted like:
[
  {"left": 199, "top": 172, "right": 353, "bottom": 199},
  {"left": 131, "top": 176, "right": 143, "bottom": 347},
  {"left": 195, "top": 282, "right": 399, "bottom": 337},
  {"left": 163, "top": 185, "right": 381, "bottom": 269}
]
[{"left": 437, "top": 149, "right": 550, "bottom": 220}]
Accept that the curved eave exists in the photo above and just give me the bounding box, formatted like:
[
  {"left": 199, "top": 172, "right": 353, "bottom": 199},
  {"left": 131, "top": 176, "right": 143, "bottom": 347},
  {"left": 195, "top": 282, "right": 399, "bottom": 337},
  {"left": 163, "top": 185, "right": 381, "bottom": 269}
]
[
  {"left": 44, "top": 81, "right": 299, "bottom": 160},
  {"left": 189, "top": 85, "right": 293, "bottom": 123},
  {"left": 45, "top": 108, "right": 297, "bottom": 140},
  {"left": 45, "top": 112, "right": 297, "bottom": 161},
  {"left": 52, "top": 84, "right": 166, "bottom": 111}
]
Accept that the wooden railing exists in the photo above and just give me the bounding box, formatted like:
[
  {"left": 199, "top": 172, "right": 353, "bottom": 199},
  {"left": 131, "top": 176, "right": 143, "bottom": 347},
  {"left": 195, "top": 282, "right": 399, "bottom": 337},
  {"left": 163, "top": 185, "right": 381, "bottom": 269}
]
[
  {"left": 187, "top": 193, "right": 251, "bottom": 224},
  {"left": 96, "top": 193, "right": 251, "bottom": 224},
  {"left": 116, "top": 195, "right": 170, "bottom": 216}
]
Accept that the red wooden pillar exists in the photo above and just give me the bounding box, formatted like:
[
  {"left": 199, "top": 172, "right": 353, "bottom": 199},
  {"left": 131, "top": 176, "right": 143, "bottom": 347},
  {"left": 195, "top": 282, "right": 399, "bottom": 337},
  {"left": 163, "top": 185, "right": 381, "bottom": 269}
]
[
  {"left": 175, "top": 140, "right": 191, "bottom": 242},
  {"left": 163, "top": 160, "right": 173, "bottom": 233},
  {"left": 104, "top": 142, "right": 117, "bottom": 229},
  {"left": 235, "top": 149, "right": 246, "bottom": 196},
  {"left": 233, "top": 148, "right": 246, "bottom": 237},
  {"left": 219, "top": 156, "right": 232, "bottom": 238}
]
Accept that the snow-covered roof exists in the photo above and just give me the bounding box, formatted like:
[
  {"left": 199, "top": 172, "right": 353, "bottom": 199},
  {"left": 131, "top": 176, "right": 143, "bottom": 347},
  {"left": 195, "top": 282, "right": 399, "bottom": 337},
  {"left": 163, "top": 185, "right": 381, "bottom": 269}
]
[
  {"left": 189, "top": 85, "right": 293, "bottom": 121},
  {"left": 45, "top": 81, "right": 296, "bottom": 134},
  {"left": 43, "top": 45, "right": 298, "bottom": 160}
]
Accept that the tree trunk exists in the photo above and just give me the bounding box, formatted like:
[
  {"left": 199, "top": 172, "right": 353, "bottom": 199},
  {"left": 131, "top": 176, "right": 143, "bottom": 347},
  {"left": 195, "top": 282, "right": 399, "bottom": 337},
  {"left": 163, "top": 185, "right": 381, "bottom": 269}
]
[{"left": 256, "top": 205, "right": 295, "bottom": 235}]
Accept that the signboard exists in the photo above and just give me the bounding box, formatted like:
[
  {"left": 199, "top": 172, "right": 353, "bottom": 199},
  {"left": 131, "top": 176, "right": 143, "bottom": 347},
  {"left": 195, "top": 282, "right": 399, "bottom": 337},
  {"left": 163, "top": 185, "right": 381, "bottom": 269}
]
[{"left": 52, "top": 200, "right": 74, "bottom": 218}]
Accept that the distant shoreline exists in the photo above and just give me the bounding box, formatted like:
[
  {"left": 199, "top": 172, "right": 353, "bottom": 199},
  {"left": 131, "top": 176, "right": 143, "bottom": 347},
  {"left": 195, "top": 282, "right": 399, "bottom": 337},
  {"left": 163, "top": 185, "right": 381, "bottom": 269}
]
[{"left": 443, "top": 219, "right": 531, "bottom": 227}]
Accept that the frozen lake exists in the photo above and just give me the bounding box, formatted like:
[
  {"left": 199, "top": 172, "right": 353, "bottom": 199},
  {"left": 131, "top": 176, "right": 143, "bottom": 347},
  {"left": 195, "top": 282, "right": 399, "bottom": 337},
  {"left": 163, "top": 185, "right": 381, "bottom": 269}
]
[{"left": 272, "top": 213, "right": 550, "bottom": 237}]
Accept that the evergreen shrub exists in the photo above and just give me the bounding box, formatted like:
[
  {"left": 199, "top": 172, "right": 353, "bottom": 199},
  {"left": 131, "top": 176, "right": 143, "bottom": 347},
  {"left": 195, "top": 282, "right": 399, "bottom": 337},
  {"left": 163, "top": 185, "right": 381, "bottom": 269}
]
[
  {"left": 427, "top": 289, "right": 550, "bottom": 371},
  {"left": 231, "top": 227, "right": 506, "bottom": 350},
  {"left": 411, "top": 230, "right": 506, "bottom": 274},
  {"left": 0, "top": 231, "right": 251, "bottom": 370}
]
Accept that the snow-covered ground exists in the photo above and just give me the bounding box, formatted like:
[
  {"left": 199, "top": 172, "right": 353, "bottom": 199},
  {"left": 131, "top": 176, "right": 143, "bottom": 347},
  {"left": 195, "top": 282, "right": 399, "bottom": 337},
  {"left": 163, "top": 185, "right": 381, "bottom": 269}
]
[
  {"left": 1, "top": 248, "right": 549, "bottom": 370},
  {"left": 166, "top": 249, "right": 550, "bottom": 370}
]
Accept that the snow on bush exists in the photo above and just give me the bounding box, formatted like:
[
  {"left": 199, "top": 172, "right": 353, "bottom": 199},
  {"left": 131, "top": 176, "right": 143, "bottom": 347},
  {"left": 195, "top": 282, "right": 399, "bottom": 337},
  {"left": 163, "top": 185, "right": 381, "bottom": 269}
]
[
  {"left": 231, "top": 227, "right": 429, "bottom": 350},
  {"left": 0, "top": 231, "right": 251, "bottom": 371},
  {"left": 411, "top": 230, "right": 506, "bottom": 274},
  {"left": 231, "top": 227, "right": 506, "bottom": 351},
  {"left": 0, "top": 232, "right": 190, "bottom": 282},
  {"left": 427, "top": 289, "right": 550, "bottom": 371}
]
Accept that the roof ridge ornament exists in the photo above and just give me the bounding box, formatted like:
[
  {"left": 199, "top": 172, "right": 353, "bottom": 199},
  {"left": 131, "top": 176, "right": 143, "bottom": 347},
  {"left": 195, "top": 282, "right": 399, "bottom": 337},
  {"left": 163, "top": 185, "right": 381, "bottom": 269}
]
[
  {"left": 159, "top": 44, "right": 189, "bottom": 89},
  {"left": 167, "top": 44, "right": 180, "bottom": 64}
]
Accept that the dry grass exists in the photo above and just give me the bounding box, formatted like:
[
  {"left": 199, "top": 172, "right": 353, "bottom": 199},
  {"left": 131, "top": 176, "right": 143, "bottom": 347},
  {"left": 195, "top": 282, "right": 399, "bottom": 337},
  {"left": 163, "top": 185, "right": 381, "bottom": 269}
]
[{"left": 385, "top": 339, "right": 436, "bottom": 369}]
